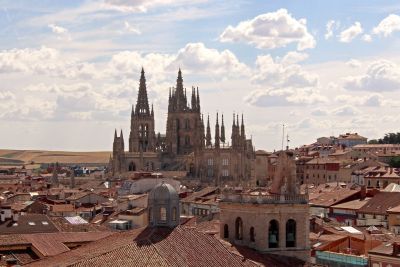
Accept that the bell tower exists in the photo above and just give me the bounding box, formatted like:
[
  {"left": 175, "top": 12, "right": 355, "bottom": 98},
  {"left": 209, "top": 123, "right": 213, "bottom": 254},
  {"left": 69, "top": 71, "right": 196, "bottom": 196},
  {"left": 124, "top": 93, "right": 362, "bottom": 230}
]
[{"left": 129, "top": 68, "right": 156, "bottom": 152}]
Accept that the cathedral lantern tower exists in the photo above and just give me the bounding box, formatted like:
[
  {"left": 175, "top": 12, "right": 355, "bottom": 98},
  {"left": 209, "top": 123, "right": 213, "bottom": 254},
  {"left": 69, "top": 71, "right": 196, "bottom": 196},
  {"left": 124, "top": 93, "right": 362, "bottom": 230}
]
[
  {"left": 165, "top": 69, "right": 204, "bottom": 156},
  {"left": 129, "top": 68, "right": 156, "bottom": 152}
]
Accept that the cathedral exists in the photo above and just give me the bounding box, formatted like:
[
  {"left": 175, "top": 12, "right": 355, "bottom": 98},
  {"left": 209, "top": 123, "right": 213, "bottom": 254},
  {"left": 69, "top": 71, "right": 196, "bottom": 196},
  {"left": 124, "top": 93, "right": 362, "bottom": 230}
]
[{"left": 110, "top": 68, "right": 255, "bottom": 185}]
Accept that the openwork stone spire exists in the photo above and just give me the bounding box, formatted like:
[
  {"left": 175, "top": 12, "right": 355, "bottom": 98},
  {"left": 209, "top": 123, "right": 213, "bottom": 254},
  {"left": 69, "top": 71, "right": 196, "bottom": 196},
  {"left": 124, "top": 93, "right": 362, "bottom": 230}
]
[
  {"left": 206, "top": 114, "right": 212, "bottom": 146},
  {"left": 135, "top": 67, "right": 150, "bottom": 115}
]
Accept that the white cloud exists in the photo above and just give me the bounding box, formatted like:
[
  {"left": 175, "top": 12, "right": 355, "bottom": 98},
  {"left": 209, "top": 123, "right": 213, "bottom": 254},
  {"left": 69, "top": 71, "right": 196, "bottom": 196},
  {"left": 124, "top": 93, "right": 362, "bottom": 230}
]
[
  {"left": 0, "top": 46, "right": 97, "bottom": 79},
  {"left": 252, "top": 53, "right": 317, "bottom": 88},
  {"left": 335, "top": 93, "right": 400, "bottom": 107},
  {"left": 311, "top": 108, "right": 328, "bottom": 116},
  {"left": 245, "top": 87, "right": 327, "bottom": 107},
  {"left": 170, "top": 43, "right": 250, "bottom": 76},
  {"left": 346, "top": 59, "right": 361, "bottom": 68},
  {"left": 219, "top": 9, "right": 316, "bottom": 50},
  {"left": 124, "top": 21, "right": 141, "bottom": 34},
  {"left": 332, "top": 105, "right": 360, "bottom": 116},
  {"left": 372, "top": 14, "right": 400, "bottom": 37},
  {"left": 339, "top": 22, "right": 363, "bottom": 43},
  {"left": 103, "top": 0, "right": 206, "bottom": 13},
  {"left": 362, "top": 34, "right": 372, "bottom": 42},
  {"left": 324, "top": 20, "right": 338, "bottom": 40},
  {"left": 343, "top": 60, "right": 400, "bottom": 91},
  {"left": 48, "top": 24, "right": 68, "bottom": 34},
  {"left": 107, "top": 42, "right": 249, "bottom": 80},
  {"left": 280, "top": 51, "right": 309, "bottom": 65},
  {"left": 0, "top": 91, "right": 15, "bottom": 100},
  {"left": 48, "top": 24, "right": 71, "bottom": 41}
]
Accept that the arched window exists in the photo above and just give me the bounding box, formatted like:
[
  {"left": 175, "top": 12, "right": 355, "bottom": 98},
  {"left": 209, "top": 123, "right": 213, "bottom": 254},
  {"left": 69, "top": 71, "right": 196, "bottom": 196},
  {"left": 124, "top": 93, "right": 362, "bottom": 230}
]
[
  {"left": 160, "top": 207, "right": 167, "bottom": 222},
  {"left": 223, "top": 224, "right": 229, "bottom": 238},
  {"left": 250, "top": 227, "right": 255, "bottom": 242},
  {"left": 268, "top": 220, "right": 279, "bottom": 248},
  {"left": 377, "top": 180, "right": 380, "bottom": 188},
  {"left": 235, "top": 217, "right": 243, "bottom": 240},
  {"left": 286, "top": 219, "right": 296, "bottom": 247},
  {"left": 172, "top": 207, "right": 177, "bottom": 221}
]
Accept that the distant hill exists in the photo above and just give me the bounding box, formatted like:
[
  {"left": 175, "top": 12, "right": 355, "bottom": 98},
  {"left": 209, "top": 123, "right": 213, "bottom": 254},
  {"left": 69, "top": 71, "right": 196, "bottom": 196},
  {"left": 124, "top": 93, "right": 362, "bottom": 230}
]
[{"left": 0, "top": 149, "right": 111, "bottom": 165}]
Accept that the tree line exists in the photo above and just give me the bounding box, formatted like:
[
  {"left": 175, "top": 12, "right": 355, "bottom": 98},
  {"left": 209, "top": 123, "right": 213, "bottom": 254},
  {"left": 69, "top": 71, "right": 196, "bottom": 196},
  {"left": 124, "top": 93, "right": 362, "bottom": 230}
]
[{"left": 368, "top": 132, "right": 400, "bottom": 144}]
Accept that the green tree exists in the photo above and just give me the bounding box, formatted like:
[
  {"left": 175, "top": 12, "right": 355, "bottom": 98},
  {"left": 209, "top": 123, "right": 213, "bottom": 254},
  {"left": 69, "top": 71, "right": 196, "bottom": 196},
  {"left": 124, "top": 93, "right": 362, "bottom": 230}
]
[{"left": 389, "top": 156, "right": 400, "bottom": 168}]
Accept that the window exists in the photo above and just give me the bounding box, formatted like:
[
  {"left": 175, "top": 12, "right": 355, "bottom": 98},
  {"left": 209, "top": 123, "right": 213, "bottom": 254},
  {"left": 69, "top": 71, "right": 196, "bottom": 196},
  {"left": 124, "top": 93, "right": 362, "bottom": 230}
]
[
  {"left": 222, "top": 169, "right": 229, "bottom": 177},
  {"left": 224, "top": 224, "right": 229, "bottom": 238},
  {"left": 207, "top": 158, "right": 213, "bottom": 166},
  {"left": 235, "top": 217, "right": 243, "bottom": 240},
  {"left": 222, "top": 158, "right": 229, "bottom": 166},
  {"left": 250, "top": 227, "right": 255, "bottom": 242},
  {"left": 207, "top": 167, "right": 213, "bottom": 177},
  {"left": 172, "top": 207, "right": 177, "bottom": 221},
  {"left": 286, "top": 219, "right": 296, "bottom": 247},
  {"left": 160, "top": 207, "right": 167, "bottom": 222},
  {"left": 268, "top": 220, "right": 279, "bottom": 248}
]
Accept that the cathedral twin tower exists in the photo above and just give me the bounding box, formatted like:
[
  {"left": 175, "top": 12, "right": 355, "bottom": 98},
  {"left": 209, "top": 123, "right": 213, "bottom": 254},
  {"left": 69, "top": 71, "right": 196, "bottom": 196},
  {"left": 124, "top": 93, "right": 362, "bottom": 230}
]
[{"left": 111, "top": 68, "right": 254, "bottom": 183}]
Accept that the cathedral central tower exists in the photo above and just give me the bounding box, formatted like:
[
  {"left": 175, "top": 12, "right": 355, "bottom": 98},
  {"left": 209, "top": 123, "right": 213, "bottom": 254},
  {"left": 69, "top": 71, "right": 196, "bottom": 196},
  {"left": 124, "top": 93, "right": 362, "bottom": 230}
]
[{"left": 165, "top": 69, "right": 204, "bottom": 156}]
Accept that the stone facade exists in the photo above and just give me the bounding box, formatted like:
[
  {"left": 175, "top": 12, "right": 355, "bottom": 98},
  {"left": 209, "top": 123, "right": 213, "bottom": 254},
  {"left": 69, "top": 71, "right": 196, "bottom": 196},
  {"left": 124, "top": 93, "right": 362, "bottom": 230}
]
[
  {"left": 110, "top": 68, "right": 255, "bottom": 185},
  {"left": 219, "top": 151, "right": 310, "bottom": 262}
]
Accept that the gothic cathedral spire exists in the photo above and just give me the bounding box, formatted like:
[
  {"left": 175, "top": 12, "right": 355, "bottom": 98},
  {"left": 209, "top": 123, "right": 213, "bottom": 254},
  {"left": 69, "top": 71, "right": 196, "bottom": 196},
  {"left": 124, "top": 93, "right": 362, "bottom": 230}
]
[
  {"left": 215, "top": 112, "right": 220, "bottom": 149},
  {"left": 221, "top": 114, "right": 225, "bottom": 144},
  {"left": 206, "top": 114, "right": 212, "bottom": 147},
  {"left": 135, "top": 67, "right": 150, "bottom": 115}
]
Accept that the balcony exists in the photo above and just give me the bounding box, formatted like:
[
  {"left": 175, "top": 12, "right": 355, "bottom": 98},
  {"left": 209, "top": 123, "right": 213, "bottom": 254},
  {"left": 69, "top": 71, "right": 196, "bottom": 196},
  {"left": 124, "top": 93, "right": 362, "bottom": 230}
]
[{"left": 220, "top": 192, "right": 308, "bottom": 205}]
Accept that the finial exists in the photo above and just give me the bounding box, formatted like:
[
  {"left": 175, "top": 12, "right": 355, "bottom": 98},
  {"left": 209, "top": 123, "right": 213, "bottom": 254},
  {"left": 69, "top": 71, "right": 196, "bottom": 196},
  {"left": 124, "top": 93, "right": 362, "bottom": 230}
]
[
  {"left": 141, "top": 66, "right": 144, "bottom": 73},
  {"left": 216, "top": 112, "right": 219, "bottom": 124}
]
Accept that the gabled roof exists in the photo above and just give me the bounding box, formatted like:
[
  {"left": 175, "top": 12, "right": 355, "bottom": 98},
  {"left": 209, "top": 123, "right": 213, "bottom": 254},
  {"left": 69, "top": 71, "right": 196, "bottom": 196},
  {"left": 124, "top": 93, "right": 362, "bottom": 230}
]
[
  {"left": 26, "top": 225, "right": 304, "bottom": 267},
  {"left": 0, "top": 214, "right": 59, "bottom": 235},
  {"left": 358, "top": 192, "right": 400, "bottom": 215}
]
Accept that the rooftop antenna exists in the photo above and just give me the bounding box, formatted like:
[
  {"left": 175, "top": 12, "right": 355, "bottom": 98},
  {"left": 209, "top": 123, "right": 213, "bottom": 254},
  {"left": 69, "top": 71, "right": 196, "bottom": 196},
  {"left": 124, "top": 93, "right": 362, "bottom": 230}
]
[{"left": 281, "top": 124, "right": 285, "bottom": 151}]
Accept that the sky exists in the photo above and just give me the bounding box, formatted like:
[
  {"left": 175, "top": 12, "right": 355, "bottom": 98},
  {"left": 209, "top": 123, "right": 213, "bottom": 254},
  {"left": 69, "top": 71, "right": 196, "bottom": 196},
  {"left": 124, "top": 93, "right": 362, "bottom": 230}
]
[{"left": 1, "top": 0, "right": 400, "bottom": 151}]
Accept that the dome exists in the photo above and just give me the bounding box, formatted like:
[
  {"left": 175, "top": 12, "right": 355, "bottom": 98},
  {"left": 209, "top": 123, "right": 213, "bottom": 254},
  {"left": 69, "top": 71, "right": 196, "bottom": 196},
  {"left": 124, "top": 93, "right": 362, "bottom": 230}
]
[
  {"left": 148, "top": 182, "right": 180, "bottom": 228},
  {"left": 149, "top": 182, "right": 178, "bottom": 201}
]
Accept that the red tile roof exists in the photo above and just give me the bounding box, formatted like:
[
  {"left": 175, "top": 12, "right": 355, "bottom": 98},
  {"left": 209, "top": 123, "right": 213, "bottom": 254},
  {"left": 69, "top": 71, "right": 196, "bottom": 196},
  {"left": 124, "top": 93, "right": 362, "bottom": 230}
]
[
  {"left": 358, "top": 192, "right": 400, "bottom": 215},
  {"left": 26, "top": 226, "right": 305, "bottom": 267}
]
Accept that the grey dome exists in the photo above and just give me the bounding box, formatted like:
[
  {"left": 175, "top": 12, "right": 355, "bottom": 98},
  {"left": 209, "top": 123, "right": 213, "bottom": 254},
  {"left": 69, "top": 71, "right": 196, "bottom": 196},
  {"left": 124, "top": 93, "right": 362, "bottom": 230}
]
[
  {"left": 148, "top": 182, "right": 180, "bottom": 228},
  {"left": 149, "top": 182, "right": 178, "bottom": 201}
]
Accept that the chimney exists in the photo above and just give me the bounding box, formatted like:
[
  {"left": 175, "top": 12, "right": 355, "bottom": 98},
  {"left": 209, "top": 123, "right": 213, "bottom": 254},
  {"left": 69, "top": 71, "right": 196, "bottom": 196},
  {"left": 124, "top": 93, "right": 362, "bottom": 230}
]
[
  {"left": 360, "top": 185, "right": 366, "bottom": 200},
  {"left": 393, "top": 242, "right": 400, "bottom": 256}
]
